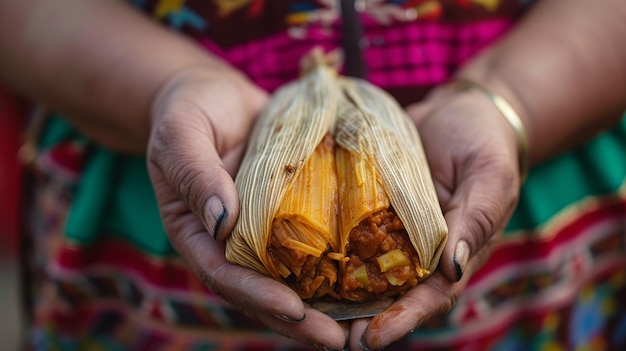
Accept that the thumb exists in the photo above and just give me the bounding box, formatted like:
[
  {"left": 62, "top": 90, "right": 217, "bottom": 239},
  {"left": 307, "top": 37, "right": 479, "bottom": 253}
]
[
  {"left": 148, "top": 112, "right": 240, "bottom": 241},
  {"left": 194, "top": 154, "right": 240, "bottom": 241},
  {"left": 438, "top": 169, "right": 518, "bottom": 282}
]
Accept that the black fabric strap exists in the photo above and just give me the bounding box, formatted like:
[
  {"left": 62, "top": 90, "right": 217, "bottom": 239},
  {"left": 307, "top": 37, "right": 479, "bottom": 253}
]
[{"left": 340, "top": 0, "right": 366, "bottom": 78}]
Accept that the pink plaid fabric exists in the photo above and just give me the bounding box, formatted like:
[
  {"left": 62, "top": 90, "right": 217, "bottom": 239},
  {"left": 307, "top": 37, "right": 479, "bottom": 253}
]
[{"left": 200, "top": 18, "right": 513, "bottom": 93}]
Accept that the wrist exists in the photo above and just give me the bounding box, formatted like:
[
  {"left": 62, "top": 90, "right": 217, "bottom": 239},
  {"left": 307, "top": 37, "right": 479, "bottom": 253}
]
[
  {"left": 152, "top": 63, "right": 266, "bottom": 119},
  {"left": 445, "top": 78, "right": 530, "bottom": 183},
  {"left": 451, "top": 44, "right": 536, "bottom": 165},
  {"left": 149, "top": 62, "right": 267, "bottom": 156}
]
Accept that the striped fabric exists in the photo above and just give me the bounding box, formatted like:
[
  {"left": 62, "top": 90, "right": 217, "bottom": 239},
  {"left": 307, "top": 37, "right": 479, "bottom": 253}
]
[
  {"left": 22, "top": 1, "right": 626, "bottom": 350},
  {"left": 201, "top": 18, "right": 513, "bottom": 92}
]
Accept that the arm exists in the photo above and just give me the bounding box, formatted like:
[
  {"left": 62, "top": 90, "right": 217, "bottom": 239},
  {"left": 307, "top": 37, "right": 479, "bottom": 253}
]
[
  {"left": 356, "top": 0, "right": 626, "bottom": 349},
  {"left": 0, "top": 1, "right": 348, "bottom": 349},
  {"left": 0, "top": 0, "right": 255, "bottom": 154},
  {"left": 457, "top": 0, "right": 626, "bottom": 164}
]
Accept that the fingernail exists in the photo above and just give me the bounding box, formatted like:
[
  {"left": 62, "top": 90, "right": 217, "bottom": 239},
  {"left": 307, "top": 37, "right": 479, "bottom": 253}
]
[
  {"left": 359, "top": 339, "right": 385, "bottom": 351},
  {"left": 206, "top": 196, "right": 227, "bottom": 239},
  {"left": 453, "top": 240, "right": 470, "bottom": 281},
  {"left": 278, "top": 313, "right": 306, "bottom": 322}
]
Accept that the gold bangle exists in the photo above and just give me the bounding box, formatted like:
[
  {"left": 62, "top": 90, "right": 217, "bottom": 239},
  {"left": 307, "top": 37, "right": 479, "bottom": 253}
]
[{"left": 447, "top": 79, "right": 530, "bottom": 183}]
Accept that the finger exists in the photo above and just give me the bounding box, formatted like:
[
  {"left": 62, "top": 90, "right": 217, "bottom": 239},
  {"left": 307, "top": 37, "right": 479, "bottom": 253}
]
[
  {"left": 349, "top": 318, "right": 369, "bottom": 350},
  {"left": 360, "top": 241, "right": 494, "bottom": 350},
  {"left": 360, "top": 273, "right": 462, "bottom": 350},
  {"left": 148, "top": 113, "right": 239, "bottom": 240},
  {"left": 257, "top": 307, "right": 348, "bottom": 350},
  {"left": 438, "top": 160, "right": 518, "bottom": 282},
  {"left": 149, "top": 170, "right": 348, "bottom": 348},
  {"left": 152, "top": 186, "right": 309, "bottom": 322},
  {"left": 181, "top": 228, "right": 346, "bottom": 348}
]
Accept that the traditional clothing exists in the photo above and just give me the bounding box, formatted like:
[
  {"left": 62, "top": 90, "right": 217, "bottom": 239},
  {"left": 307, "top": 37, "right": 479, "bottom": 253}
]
[{"left": 24, "top": 1, "right": 626, "bottom": 350}]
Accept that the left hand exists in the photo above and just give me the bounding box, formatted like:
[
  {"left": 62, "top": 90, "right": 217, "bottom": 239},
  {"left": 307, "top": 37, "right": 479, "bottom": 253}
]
[
  {"left": 348, "top": 85, "right": 523, "bottom": 350},
  {"left": 146, "top": 66, "right": 349, "bottom": 350}
]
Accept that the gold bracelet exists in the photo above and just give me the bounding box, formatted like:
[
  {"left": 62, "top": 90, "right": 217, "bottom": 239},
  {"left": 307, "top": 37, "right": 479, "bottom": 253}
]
[{"left": 447, "top": 79, "right": 530, "bottom": 183}]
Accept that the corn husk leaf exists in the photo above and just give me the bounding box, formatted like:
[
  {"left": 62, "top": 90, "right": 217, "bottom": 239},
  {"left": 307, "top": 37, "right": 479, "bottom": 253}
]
[
  {"left": 226, "top": 51, "right": 448, "bottom": 292},
  {"left": 335, "top": 77, "right": 447, "bottom": 272},
  {"left": 226, "top": 58, "right": 339, "bottom": 279}
]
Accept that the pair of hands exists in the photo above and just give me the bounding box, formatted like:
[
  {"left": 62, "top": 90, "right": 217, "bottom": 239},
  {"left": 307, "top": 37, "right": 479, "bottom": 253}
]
[{"left": 146, "top": 66, "right": 522, "bottom": 350}]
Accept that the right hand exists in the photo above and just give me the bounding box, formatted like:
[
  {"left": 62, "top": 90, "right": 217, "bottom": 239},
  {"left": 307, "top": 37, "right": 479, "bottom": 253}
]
[
  {"left": 349, "top": 84, "right": 522, "bottom": 350},
  {"left": 146, "top": 66, "right": 348, "bottom": 350}
]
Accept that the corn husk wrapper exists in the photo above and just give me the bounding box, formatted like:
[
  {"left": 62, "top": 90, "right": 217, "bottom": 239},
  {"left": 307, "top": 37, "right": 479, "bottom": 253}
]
[{"left": 226, "top": 52, "right": 448, "bottom": 301}]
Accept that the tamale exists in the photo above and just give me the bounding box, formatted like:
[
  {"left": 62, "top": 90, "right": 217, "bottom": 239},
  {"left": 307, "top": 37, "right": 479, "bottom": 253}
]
[
  {"left": 268, "top": 134, "right": 340, "bottom": 299},
  {"left": 226, "top": 50, "right": 448, "bottom": 306}
]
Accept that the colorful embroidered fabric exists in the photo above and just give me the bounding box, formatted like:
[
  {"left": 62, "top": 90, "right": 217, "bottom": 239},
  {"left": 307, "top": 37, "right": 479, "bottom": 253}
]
[{"left": 24, "top": 1, "right": 626, "bottom": 350}]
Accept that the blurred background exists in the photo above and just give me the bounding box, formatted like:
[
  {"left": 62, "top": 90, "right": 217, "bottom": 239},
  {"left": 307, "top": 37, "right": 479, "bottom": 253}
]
[{"left": 0, "top": 86, "right": 26, "bottom": 350}]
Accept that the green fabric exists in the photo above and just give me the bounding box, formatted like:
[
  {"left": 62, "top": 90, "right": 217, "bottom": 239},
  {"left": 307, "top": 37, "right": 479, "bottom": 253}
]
[
  {"left": 70, "top": 150, "right": 176, "bottom": 255},
  {"left": 108, "top": 155, "right": 175, "bottom": 255},
  {"left": 508, "top": 117, "right": 626, "bottom": 232},
  {"left": 38, "top": 115, "right": 626, "bottom": 257},
  {"left": 39, "top": 117, "right": 175, "bottom": 256},
  {"left": 66, "top": 148, "right": 117, "bottom": 244}
]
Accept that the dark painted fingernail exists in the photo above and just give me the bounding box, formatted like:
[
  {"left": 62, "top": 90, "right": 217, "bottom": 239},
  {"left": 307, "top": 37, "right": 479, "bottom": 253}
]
[
  {"left": 206, "top": 196, "right": 227, "bottom": 239},
  {"left": 453, "top": 240, "right": 470, "bottom": 281},
  {"left": 359, "top": 339, "right": 385, "bottom": 351},
  {"left": 278, "top": 313, "right": 306, "bottom": 322}
]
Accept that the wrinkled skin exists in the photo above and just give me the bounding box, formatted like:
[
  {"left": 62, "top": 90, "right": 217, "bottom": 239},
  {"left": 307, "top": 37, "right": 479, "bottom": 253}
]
[
  {"left": 146, "top": 68, "right": 348, "bottom": 349},
  {"left": 349, "top": 87, "right": 522, "bottom": 350},
  {"left": 2, "top": 0, "right": 622, "bottom": 349},
  {"left": 146, "top": 68, "right": 521, "bottom": 350}
]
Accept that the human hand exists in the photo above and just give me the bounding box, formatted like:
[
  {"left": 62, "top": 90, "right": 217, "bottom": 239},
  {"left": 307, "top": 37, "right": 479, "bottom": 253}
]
[
  {"left": 348, "top": 85, "right": 523, "bottom": 350},
  {"left": 146, "top": 67, "right": 348, "bottom": 349}
]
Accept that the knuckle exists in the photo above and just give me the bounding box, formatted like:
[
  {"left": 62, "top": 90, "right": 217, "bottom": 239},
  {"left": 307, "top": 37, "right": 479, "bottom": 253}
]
[
  {"left": 194, "top": 262, "right": 227, "bottom": 301},
  {"left": 430, "top": 283, "right": 462, "bottom": 315},
  {"left": 150, "top": 115, "right": 178, "bottom": 148},
  {"left": 401, "top": 286, "right": 459, "bottom": 327},
  {"left": 195, "top": 267, "right": 213, "bottom": 290},
  {"left": 472, "top": 203, "right": 498, "bottom": 244},
  {"left": 467, "top": 178, "right": 518, "bottom": 250},
  {"left": 460, "top": 199, "right": 499, "bottom": 256},
  {"left": 147, "top": 117, "right": 180, "bottom": 168},
  {"left": 433, "top": 286, "right": 460, "bottom": 314},
  {"left": 173, "top": 160, "right": 205, "bottom": 206}
]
